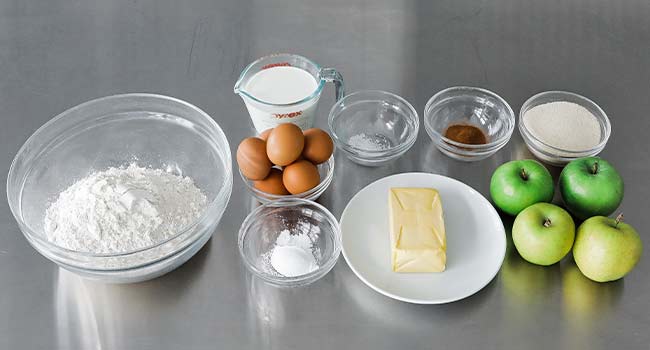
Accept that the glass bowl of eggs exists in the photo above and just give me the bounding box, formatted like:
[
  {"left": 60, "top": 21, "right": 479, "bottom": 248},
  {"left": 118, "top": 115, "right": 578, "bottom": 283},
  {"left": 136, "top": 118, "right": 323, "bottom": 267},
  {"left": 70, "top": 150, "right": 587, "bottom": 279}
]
[{"left": 237, "top": 124, "right": 335, "bottom": 203}]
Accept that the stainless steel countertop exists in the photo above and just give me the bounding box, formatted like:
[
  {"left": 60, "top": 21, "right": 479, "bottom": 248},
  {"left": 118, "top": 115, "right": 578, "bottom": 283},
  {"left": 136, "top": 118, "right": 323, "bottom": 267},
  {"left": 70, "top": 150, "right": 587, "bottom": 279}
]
[{"left": 1, "top": 0, "right": 649, "bottom": 349}]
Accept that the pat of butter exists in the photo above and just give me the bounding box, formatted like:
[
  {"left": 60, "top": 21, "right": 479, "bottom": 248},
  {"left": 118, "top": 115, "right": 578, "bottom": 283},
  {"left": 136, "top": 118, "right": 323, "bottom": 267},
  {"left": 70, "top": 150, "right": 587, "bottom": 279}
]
[{"left": 388, "top": 188, "right": 446, "bottom": 273}]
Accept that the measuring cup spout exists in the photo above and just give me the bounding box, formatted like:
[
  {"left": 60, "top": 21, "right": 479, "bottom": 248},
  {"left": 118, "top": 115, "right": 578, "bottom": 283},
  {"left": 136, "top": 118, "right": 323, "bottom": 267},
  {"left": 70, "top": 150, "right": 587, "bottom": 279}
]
[
  {"left": 233, "top": 78, "right": 243, "bottom": 95},
  {"left": 234, "top": 62, "right": 254, "bottom": 96}
]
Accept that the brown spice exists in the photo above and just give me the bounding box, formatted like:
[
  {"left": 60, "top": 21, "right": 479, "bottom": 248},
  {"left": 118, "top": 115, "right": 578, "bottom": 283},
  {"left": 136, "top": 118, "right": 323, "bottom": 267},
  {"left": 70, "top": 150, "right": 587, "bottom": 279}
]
[{"left": 444, "top": 123, "right": 488, "bottom": 145}]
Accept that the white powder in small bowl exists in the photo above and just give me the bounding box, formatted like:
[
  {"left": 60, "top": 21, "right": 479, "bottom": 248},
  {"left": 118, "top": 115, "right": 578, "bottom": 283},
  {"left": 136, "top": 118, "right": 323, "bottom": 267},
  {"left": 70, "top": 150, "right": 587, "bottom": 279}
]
[
  {"left": 523, "top": 101, "right": 601, "bottom": 152},
  {"left": 347, "top": 133, "right": 392, "bottom": 151},
  {"left": 261, "top": 227, "right": 319, "bottom": 278},
  {"left": 270, "top": 229, "right": 318, "bottom": 277}
]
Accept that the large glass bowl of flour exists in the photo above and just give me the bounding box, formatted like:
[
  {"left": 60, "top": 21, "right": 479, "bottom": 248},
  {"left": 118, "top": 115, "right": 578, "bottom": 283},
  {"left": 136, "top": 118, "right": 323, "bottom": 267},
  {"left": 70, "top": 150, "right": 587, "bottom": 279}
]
[{"left": 7, "top": 94, "right": 232, "bottom": 283}]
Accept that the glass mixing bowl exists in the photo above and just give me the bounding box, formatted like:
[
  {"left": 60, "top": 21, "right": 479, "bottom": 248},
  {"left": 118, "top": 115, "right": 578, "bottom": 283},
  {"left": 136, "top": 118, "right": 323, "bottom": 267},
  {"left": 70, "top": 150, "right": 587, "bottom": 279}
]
[
  {"left": 328, "top": 90, "right": 419, "bottom": 167},
  {"left": 6, "top": 94, "right": 233, "bottom": 283},
  {"left": 424, "top": 86, "right": 515, "bottom": 161},
  {"left": 239, "top": 156, "right": 334, "bottom": 203},
  {"left": 238, "top": 199, "right": 341, "bottom": 287}
]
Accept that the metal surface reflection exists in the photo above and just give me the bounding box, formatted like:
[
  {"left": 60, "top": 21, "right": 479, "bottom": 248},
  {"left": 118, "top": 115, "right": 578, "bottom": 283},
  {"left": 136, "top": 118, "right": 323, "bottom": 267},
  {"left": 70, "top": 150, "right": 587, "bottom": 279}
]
[
  {"left": 561, "top": 259, "right": 623, "bottom": 325},
  {"left": 54, "top": 242, "right": 211, "bottom": 348},
  {"left": 55, "top": 269, "right": 105, "bottom": 349}
]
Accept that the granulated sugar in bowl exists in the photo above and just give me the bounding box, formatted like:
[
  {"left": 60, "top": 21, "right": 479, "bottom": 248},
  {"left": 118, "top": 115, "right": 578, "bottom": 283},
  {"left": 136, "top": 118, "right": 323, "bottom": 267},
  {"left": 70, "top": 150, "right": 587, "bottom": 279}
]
[
  {"left": 523, "top": 101, "right": 600, "bottom": 152},
  {"left": 519, "top": 91, "right": 611, "bottom": 165}
]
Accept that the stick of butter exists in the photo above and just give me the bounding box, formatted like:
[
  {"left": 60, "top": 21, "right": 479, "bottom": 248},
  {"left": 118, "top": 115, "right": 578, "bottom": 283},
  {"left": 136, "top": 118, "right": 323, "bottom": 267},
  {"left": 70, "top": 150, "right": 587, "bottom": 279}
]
[{"left": 388, "top": 188, "right": 446, "bottom": 272}]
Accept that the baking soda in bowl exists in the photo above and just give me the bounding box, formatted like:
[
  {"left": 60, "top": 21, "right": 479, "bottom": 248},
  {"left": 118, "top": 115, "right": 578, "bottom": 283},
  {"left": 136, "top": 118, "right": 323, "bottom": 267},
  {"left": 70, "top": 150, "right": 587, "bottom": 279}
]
[{"left": 261, "top": 228, "right": 319, "bottom": 277}]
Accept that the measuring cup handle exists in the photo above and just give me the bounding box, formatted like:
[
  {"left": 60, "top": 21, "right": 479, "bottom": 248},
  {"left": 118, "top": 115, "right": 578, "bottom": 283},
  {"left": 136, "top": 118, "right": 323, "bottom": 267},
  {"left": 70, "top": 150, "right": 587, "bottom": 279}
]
[{"left": 319, "top": 68, "right": 345, "bottom": 101}]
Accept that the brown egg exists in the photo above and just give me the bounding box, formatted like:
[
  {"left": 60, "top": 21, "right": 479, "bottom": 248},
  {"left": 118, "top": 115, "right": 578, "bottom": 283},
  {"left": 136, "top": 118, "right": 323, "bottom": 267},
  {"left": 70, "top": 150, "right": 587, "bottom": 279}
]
[
  {"left": 259, "top": 128, "right": 272, "bottom": 141},
  {"left": 282, "top": 160, "right": 320, "bottom": 194},
  {"left": 253, "top": 168, "right": 289, "bottom": 195},
  {"left": 302, "top": 128, "right": 334, "bottom": 164},
  {"left": 237, "top": 137, "right": 272, "bottom": 180},
  {"left": 266, "top": 123, "right": 304, "bottom": 166}
]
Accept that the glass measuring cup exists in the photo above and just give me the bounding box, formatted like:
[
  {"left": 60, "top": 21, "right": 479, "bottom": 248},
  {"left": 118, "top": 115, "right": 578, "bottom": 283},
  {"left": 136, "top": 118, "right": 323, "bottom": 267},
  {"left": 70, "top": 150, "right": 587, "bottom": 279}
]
[{"left": 234, "top": 53, "right": 344, "bottom": 133}]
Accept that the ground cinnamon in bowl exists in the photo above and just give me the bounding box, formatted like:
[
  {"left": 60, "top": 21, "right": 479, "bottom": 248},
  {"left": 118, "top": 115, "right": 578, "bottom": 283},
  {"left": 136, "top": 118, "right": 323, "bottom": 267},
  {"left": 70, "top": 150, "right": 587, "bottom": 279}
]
[{"left": 444, "top": 124, "right": 488, "bottom": 145}]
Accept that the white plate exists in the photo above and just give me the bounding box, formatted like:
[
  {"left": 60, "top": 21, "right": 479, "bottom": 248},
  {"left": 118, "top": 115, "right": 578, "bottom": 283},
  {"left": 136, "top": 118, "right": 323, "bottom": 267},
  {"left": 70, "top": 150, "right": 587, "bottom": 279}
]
[{"left": 340, "top": 173, "right": 506, "bottom": 304}]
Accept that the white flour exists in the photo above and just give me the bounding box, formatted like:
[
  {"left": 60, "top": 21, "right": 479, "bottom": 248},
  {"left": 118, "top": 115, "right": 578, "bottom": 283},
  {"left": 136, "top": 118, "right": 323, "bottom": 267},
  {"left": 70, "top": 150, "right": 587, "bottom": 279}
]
[
  {"left": 523, "top": 101, "right": 601, "bottom": 152},
  {"left": 44, "top": 164, "right": 207, "bottom": 254}
]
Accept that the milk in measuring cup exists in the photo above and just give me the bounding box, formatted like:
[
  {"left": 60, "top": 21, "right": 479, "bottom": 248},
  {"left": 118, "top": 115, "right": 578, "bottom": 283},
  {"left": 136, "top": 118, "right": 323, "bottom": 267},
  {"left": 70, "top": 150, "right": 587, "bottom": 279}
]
[
  {"left": 243, "top": 66, "right": 320, "bottom": 132},
  {"left": 246, "top": 66, "right": 317, "bottom": 104}
]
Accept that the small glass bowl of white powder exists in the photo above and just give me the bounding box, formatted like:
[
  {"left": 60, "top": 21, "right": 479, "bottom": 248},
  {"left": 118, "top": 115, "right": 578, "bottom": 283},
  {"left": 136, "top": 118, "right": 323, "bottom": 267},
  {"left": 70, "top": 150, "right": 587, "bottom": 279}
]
[
  {"left": 238, "top": 199, "right": 341, "bottom": 287},
  {"left": 519, "top": 91, "right": 611, "bottom": 165},
  {"left": 328, "top": 90, "right": 419, "bottom": 167}
]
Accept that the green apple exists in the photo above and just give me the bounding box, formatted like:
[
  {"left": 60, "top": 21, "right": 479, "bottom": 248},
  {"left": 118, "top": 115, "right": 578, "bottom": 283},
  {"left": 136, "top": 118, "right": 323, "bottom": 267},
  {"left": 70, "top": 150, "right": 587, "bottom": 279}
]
[
  {"left": 573, "top": 215, "right": 642, "bottom": 282},
  {"left": 559, "top": 157, "right": 624, "bottom": 220},
  {"left": 512, "top": 203, "right": 575, "bottom": 266},
  {"left": 490, "top": 159, "right": 554, "bottom": 216},
  {"left": 502, "top": 216, "right": 557, "bottom": 303}
]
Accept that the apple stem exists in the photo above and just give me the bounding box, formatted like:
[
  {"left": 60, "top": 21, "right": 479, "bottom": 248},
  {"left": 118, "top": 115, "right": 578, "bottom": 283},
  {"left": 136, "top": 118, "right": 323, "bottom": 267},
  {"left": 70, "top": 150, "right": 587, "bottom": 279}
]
[
  {"left": 615, "top": 213, "right": 624, "bottom": 228},
  {"left": 543, "top": 218, "right": 552, "bottom": 228},
  {"left": 520, "top": 168, "right": 528, "bottom": 181},
  {"left": 591, "top": 161, "right": 599, "bottom": 175}
]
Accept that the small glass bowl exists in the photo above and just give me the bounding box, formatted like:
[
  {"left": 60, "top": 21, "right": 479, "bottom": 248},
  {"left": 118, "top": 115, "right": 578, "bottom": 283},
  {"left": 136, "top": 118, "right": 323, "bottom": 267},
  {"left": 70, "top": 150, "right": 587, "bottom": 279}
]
[
  {"left": 238, "top": 199, "right": 341, "bottom": 287},
  {"left": 424, "top": 86, "right": 515, "bottom": 161},
  {"left": 239, "top": 156, "right": 334, "bottom": 203},
  {"left": 519, "top": 91, "right": 611, "bottom": 166},
  {"left": 328, "top": 90, "right": 419, "bottom": 167}
]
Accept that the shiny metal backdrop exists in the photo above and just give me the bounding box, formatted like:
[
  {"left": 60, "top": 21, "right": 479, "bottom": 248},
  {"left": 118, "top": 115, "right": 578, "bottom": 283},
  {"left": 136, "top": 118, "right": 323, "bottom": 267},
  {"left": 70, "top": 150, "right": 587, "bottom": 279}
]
[{"left": 1, "top": 0, "right": 648, "bottom": 349}]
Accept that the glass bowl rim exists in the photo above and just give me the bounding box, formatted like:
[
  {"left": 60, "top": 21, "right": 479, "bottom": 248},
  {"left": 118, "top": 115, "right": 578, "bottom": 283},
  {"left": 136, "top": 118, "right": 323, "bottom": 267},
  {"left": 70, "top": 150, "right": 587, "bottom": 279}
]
[
  {"left": 6, "top": 93, "right": 233, "bottom": 259},
  {"left": 239, "top": 155, "right": 335, "bottom": 200},
  {"left": 424, "top": 86, "right": 516, "bottom": 150},
  {"left": 238, "top": 198, "right": 342, "bottom": 284},
  {"left": 518, "top": 90, "right": 611, "bottom": 155},
  {"left": 328, "top": 90, "right": 420, "bottom": 156}
]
